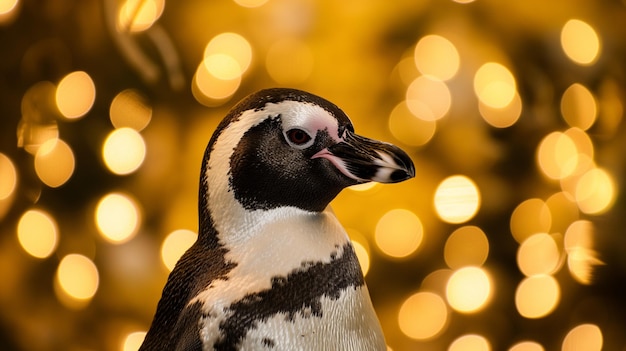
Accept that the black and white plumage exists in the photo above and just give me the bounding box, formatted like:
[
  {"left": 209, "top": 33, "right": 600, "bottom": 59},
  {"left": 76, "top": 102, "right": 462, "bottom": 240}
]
[{"left": 140, "top": 88, "right": 415, "bottom": 351}]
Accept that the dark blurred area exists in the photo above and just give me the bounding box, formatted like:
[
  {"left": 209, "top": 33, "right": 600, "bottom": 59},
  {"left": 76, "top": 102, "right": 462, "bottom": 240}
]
[{"left": 1, "top": 0, "right": 626, "bottom": 350}]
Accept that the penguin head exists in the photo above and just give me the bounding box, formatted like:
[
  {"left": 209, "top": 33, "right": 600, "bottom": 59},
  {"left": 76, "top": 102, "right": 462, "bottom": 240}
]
[{"left": 205, "top": 88, "right": 415, "bottom": 213}]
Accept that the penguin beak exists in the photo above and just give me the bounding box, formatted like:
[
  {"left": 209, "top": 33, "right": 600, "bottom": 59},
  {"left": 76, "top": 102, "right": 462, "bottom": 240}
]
[{"left": 312, "top": 130, "right": 415, "bottom": 184}]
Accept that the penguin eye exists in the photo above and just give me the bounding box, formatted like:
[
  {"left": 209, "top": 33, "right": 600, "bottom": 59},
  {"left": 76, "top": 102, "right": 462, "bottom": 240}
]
[{"left": 286, "top": 129, "right": 312, "bottom": 146}]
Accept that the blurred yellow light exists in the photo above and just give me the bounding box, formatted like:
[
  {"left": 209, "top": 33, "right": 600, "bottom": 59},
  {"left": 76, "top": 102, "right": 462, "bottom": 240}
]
[
  {"left": 478, "top": 91, "right": 522, "bottom": 128},
  {"left": 388, "top": 101, "right": 437, "bottom": 146},
  {"left": 56, "top": 254, "right": 99, "bottom": 300},
  {"left": 118, "top": 0, "right": 164, "bottom": 32},
  {"left": 434, "top": 175, "right": 480, "bottom": 224},
  {"left": 266, "top": 38, "right": 314, "bottom": 85},
  {"left": 375, "top": 209, "right": 423, "bottom": 258},
  {"left": 564, "top": 220, "right": 603, "bottom": 285},
  {"left": 562, "top": 324, "right": 603, "bottom": 351},
  {"left": 561, "top": 84, "right": 597, "bottom": 130},
  {"left": 122, "top": 331, "right": 146, "bottom": 351},
  {"left": 517, "top": 233, "right": 560, "bottom": 276},
  {"left": 34, "top": 138, "right": 75, "bottom": 188},
  {"left": 561, "top": 19, "right": 601, "bottom": 66},
  {"left": 348, "top": 182, "right": 378, "bottom": 192},
  {"left": 508, "top": 341, "right": 544, "bottom": 351},
  {"left": 161, "top": 229, "right": 197, "bottom": 271},
  {"left": 55, "top": 71, "right": 96, "bottom": 119},
  {"left": 575, "top": 168, "right": 616, "bottom": 214},
  {"left": 0, "top": 0, "right": 19, "bottom": 23},
  {"left": 414, "top": 35, "right": 460, "bottom": 81},
  {"left": 110, "top": 89, "right": 152, "bottom": 131},
  {"left": 562, "top": 127, "right": 594, "bottom": 177},
  {"left": 192, "top": 62, "right": 241, "bottom": 105},
  {"left": 474, "top": 62, "right": 517, "bottom": 109},
  {"left": 351, "top": 240, "right": 370, "bottom": 276},
  {"left": 233, "top": 0, "right": 269, "bottom": 8},
  {"left": 0, "top": 153, "right": 17, "bottom": 200},
  {"left": 398, "top": 292, "right": 448, "bottom": 340},
  {"left": 515, "top": 275, "right": 560, "bottom": 319},
  {"left": 536, "top": 132, "right": 579, "bottom": 180},
  {"left": 453, "top": 0, "right": 476, "bottom": 3},
  {"left": 406, "top": 76, "right": 451, "bottom": 121},
  {"left": 449, "top": 334, "right": 491, "bottom": 351},
  {"left": 444, "top": 226, "right": 489, "bottom": 269},
  {"left": 17, "top": 209, "right": 58, "bottom": 259},
  {"left": 95, "top": 193, "right": 141, "bottom": 244},
  {"left": 204, "top": 32, "right": 253, "bottom": 75},
  {"left": 545, "top": 192, "right": 579, "bottom": 235},
  {"left": 203, "top": 54, "right": 242, "bottom": 81},
  {"left": 510, "top": 198, "right": 552, "bottom": 244},
  {"left": 446, "top": 266, "right": 491, "bottom": 313},
  {"left": 102, "top": 127, "right": 146, "bottom": 175}
]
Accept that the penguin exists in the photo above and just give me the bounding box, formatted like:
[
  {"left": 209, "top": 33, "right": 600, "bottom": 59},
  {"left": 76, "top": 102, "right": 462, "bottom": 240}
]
[{"left": 140, "top": 88, "right": 415, "bottom": 351}]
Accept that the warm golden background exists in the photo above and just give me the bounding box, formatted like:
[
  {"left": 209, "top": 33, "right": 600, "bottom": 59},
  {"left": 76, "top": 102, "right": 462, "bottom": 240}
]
[{"left": 1, "top": 0, "right": 625, "bottom": 350}]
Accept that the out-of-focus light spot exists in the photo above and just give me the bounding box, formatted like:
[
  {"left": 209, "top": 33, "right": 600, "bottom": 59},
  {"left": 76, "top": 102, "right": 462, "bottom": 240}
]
[
  {"left": 34, "top": 138, "right": 75, "bottom": 188},
  {"left": 406, "top": 76, "right": 451, "bottom": 121},
  {"left": 110, "top": 89, "right": 152, "bottom": 131},
  {"left": 102, "top": 128, "right": 146, "bottom": 175},
  {"left": 434, "top": 175, "right": 480, "bottom": 224},
  {"left": 0, "top": 0, "right": 19, "bottom": 23},
  {"left": 562, "top": 324, "right": 603, "bottom": 351},
  {"left": 192, "top": 62, "right": 241, "bottom": 106},
  {"left": 474, "top": 62, "right": 517, "bottom": 109},
  {"left": 444, "top": 226, "right": 489, "bottom": 269},
  {"left": 266, "top": 38, "right": 314, "bottom": 85},
  {"left": 561, "top": 84, "right": 597, "bottom": 130},
  {"left": 515, "top": 275, "right": 560, "bottom": 319},
  {"left": 563, "top": 127, "right": 594, "bottom": 177},
  {"left": 508, "top": 341, "right": 544, "bottom": 351},
  {"left": 479, "top": 91, "right": 522, "bottom": 128},
  {"left": 510, "top": 198, "right": 552, "bottom": 244},
  {"left": 161, "top": 229, "right": 197, "bottom": 271},
  {"left": 17, "top": 209, "right": 58, "bottom": 259},
  {"left": 0, "top": 153, "right": 17, "bottom": 200},
  {"left": 351, "top": 240, "right": 370, "bottom": 276},
  {"left": 117, "top": 0, "right": 165, "bottom": 32},
  {"left": 56, "top": 254, "right": 99, "bottom": 301},
  {"left": 575, "top": 168, "right": 616, "bottom": 214},
  {"left": 536, "top": 132, "right": 578, "bottom": 180},
  {"left": 449, "top": 334, "right": 491, "bottom": 351},
  {"left": 446, "top": 266, "right": 491, "bottom": 313},
  {"left": 17, "top": 120, "right": 59, "bottom": 155},
  {"left": 546, "top": 192, "right": 579, "bottom": 234},
  {"left": 55, "top": 71, "right": 96, "bottom": 120},
  {"left": 561, "top": 19, "right": 601, "bottom": 66},
  {"left": 564, "top": 220, "right": 603, "bottom": 284},
  {"left": 233, "top": 0, "right": 269, "bottom": 8},
  {"left": 348, "top": 182, "right": 378, "bottom": 192},
  {"left": 453, "top": 0, "right": 476, "bottom": 3},
  {"left": 204, "top": 32, "right": 253, "bottom": 75},
  {"left": 122, "top": 331, "right": 146, "bottom": 351},
  {"left": 517, "top": 233, "right": 560, "bottom": 276},
  {"left": 414, "top": 35, "right": 460, "bottom": 81},
  {"left": 375, "top": 209, "right": 423, "bottom": 258},
  {"left": 388, "top": 101, "right": 436, "bottom": 146},
  {"left": 95, "top": 193, "right": 141, "bottom": 244},
  {"left": 203, "top": 54, "right": 242, "bottom": 81},
  {"left": 398, "top": 291, "right": 448, "bottom": 340}
]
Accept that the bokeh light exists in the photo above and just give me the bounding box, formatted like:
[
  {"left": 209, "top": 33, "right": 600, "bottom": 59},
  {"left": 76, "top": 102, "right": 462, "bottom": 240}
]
[
  {"left": 122, "top": 331, "right": 147, "bottom": 351},
  {"left": 446, "top": 266, "right": 492, "bottom": 313},
  {"left": 508, "top": 341, "right": 544, "bottom": 351},
  {"left": 564, "top": 220, "right": 603, "bottom": 285},
  {"left": 574, "top": 167, "right": 616, "bottom": 215},
  {"left": 515, "top": 275, "right": 560, "bottom": 319},
  {"left": 233, "top": 0, "right": 269, "bottom": 8},
  {"left": 95, "top": 192, "right": 141, "bottom": 244},
  {"left": 444, "top": 226, "right": 489, "bottom": 269},
  {"left": 479, "top": 91, "right": 522, "bottom": 128},
  {"left": 192, "top": 61, "right": 241, "bottom": 105},
  {"left": 434, "top": 175, "right": 480, "bottom": 224},
  {"left": 55, "top": 254, "right": 99, "bottom": 302},
  {"left": 34, "top": 138, "right": 75, "bottom": 188},
  {"left": 560, "top": 84, "right": 597, "bottom": 130},
  {"left": 351, "top": 240, "right": 370, "bottom": 276},
  {"left": 17, "top": 209, "right": 58, "bottom": 259},
  {"left": 406, "top": 75, "right": 452, "bottom": 121},
  {"left": 102, "top": 127, "right": 147, "bottom": 175},
  {"left": 117, "top": 0, "right": 165, "bottom": 32},
  {"left": 517, "top": 233, "right": 561, "bottom": 276},
  {"left": 204, "top": 32, "right": 253, "bottom": 76},
  {"left": 449, "top": 334, "right": 491, "bottom": 351},
  {"left": 0, "top": 0, "right": 19, "bottom": 23},
  {"left": 266, "top": 38, "right": 314, "bottom": 85},
  {"left": 388, "top": 101, "right": 437, "bottom": 147},
  {"left": 414, "top": 35, "right": 460, "bottom": 81},
  {"left": 0, "top": 153, "right": 17, "bottom": 200},
  {"left": 398, "top": 291, "right": 448, "bottom": 340},
  {"left": 110, "top": 89, "right": 152, "bottom": 131},
  {"left": 510, "top": 199, "right": 551, "bottom": 244},
  {"left": 161, "top": 229, "right": 197, "bottom": 271},
  {"left": 560, "top": 19, "right": 601, "bottom": 66},
  {"left": 562, "top": 324, "right": 603, "bottom": 351},
  {"left": 55, "top": 71, "right": 96, "bottom": 120},
  {"left": 375, "top": 209, "right": 423, "bottom": 259},
  {"left": 474, "top": 62, "right": 517, "bottom": 109}
]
